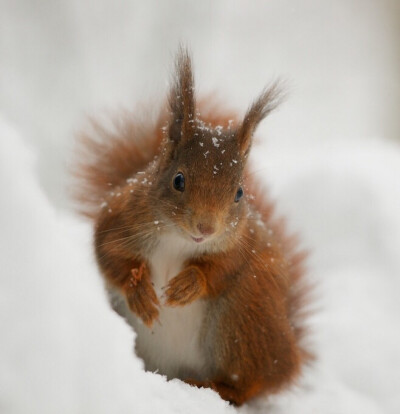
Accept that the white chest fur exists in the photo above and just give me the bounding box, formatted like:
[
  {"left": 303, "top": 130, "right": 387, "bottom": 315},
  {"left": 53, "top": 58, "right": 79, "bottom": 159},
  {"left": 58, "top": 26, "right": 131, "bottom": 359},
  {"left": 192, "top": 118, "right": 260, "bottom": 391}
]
[{"left": 115, "top": 232, "right": 210, "bottom": 380}]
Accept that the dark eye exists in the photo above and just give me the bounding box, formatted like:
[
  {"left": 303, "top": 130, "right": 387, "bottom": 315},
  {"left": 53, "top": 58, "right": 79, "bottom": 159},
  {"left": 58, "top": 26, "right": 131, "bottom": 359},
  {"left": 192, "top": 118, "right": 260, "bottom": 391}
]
[
  {"left": 234, "top": 187, "right": 244, "bottom": 203},
  {"left": 173, "top": 172, "right": 185, "bottom": 192}
]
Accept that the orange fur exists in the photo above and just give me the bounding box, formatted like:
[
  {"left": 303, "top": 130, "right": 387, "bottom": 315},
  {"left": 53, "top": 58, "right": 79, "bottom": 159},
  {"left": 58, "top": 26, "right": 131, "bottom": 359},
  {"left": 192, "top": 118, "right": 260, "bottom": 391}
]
[{"left": 73, "top": 48, "right": 312, "bottom": 406}]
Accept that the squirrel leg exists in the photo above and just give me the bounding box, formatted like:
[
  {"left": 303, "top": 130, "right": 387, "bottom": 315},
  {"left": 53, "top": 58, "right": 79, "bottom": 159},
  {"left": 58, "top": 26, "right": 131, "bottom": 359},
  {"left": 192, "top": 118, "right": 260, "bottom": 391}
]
[
  {"left": 185, "top": 378, "right": 263, "bottom": 406},
  {"left": 123, "top": 262, "right": 160, "bottom": 327},
  {"left": 164, "top": 265, "right": 207, "bottom": 307}
]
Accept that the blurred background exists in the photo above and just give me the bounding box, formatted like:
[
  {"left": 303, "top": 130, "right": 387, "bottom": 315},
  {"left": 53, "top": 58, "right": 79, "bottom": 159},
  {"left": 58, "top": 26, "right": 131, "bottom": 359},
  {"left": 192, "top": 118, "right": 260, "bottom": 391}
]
[
  {"left": 0, "top": 0, "right": 399, "bottom": 206},
  {"left": 1, "top": 1, "right": 399, "bottom": 413}
]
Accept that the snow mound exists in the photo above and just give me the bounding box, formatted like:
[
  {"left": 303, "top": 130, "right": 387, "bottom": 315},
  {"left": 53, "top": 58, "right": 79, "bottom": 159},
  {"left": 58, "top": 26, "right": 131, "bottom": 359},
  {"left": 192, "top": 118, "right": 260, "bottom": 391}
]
[{"left": 1, "top": 117, "right": 399, "bottom": 413}]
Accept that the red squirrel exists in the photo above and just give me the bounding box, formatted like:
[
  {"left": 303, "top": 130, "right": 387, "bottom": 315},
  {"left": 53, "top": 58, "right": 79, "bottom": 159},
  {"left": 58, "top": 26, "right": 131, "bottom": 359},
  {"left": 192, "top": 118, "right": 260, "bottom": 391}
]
[{"left": 73, "top": 48, "right": 311, "bottom": 406}]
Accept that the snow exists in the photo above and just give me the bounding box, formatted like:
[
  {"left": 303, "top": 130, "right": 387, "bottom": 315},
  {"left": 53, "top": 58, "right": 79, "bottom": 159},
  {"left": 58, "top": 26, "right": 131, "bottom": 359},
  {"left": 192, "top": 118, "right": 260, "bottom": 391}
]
[
  {"left": 1, "top": 1, "right": 399, "bottom": 413},
  {"left": 0, "top": 119, "right": 231, "bottom": 414},
  {"left": 212, "top": 137, "right": 220, "bottom": 147},
  {"left": 2, "top": 120, "right": 400, "bottom": 414}
]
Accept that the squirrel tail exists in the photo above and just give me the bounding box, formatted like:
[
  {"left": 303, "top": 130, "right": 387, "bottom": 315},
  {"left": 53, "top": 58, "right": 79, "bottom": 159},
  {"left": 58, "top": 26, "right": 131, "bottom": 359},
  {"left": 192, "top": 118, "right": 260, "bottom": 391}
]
[{"left": 71, "top": 109, "right": 166, "bottom": 219}]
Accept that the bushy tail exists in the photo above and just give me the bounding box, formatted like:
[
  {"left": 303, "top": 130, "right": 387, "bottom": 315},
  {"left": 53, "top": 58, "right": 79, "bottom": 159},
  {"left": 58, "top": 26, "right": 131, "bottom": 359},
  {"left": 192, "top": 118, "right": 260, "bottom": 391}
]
[{"left": 71, "top": 109, "right": 166, "bottom": 219}]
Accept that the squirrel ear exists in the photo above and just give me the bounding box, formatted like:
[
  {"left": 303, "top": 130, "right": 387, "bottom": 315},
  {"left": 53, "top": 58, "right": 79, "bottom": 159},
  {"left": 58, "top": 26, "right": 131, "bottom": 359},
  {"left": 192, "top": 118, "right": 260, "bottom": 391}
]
[
  {"left": 168, "top": 47, "right": 196, "bottom": 145},
  {"left": 237, "top": 81, "right": 283, "bottom": 156}
]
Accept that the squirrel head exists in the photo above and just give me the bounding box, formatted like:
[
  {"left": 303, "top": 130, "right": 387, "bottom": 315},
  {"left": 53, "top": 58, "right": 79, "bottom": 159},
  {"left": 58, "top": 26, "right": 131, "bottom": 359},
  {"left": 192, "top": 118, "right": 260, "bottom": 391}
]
[{"left": 151, "top": 48, "right": 282, "bottom": 248}]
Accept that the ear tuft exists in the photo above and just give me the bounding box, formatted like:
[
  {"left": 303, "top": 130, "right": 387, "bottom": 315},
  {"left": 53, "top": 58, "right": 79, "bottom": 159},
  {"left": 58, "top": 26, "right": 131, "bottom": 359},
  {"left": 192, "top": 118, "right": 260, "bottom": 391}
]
[
  {"left": 168, "top": 46, "right": 196, "bottom": 144},
  {"left": 238, "top": 80, "right": 284, "bottom": 155}
]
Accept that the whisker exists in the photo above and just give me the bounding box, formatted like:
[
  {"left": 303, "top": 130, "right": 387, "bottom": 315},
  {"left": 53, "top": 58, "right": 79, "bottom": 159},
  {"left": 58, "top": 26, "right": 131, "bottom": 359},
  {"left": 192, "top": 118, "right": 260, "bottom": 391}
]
[
  {"left": 237, "top": 235, "right": 272, "bottom": 274},
  {"left": 98, "top": 220, "right": 171, "bottom": 236},
  {"left": 238, "top": 234, "right": 282, "bottom": 291},
  {"left": 97, "top": 223, "right": 142, "bottom": 234},
  {"left": 96, "top": 222, "right": 176, "bottom": 250}
]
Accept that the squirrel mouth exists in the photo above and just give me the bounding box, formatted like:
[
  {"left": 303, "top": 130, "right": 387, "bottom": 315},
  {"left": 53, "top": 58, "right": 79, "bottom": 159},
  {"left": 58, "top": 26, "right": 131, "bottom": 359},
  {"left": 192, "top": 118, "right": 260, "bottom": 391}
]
[{"left": 191, "top": 236, "right": 205, "bottom": 243}]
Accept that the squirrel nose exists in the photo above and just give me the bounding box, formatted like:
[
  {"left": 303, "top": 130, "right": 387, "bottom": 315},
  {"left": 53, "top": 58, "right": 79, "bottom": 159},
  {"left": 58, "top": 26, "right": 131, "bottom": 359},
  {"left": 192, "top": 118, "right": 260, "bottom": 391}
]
[{"left": 197, "top": 222, "right": 215, "bottom": 236}]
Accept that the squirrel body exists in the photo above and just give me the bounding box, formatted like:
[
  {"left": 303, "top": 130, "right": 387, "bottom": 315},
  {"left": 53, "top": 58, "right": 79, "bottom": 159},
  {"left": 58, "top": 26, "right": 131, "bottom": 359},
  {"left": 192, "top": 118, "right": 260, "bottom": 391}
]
[
  {"left": 109, "top": 231, "right": 210, "bottom": 380},
  {"left": 74, "top": 49, "right": 310, "bottom": 405}
]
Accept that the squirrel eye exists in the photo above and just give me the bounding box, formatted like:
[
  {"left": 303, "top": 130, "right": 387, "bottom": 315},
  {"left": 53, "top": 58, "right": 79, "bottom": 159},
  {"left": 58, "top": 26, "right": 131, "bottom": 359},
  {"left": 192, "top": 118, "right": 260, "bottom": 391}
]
[
  {"left": 173, "top": 172, "right": 185, "bottom": 192},
  {"left": 234, "top": 187, "right": 244, "bottom": 203}
]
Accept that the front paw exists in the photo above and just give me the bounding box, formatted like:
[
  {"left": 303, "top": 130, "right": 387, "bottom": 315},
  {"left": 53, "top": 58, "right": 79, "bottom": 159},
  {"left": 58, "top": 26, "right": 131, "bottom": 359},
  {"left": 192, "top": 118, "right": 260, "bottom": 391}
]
[
  {"left": 124, "top": 263, "right": 159, "bottom": 327},
  {"left": 164, "top": 266, "right": 206, "bottom": 307}
]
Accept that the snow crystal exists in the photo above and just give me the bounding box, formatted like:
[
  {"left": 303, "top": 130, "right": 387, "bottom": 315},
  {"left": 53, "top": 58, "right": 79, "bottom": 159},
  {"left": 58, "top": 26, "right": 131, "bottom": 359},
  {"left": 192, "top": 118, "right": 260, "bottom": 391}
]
[
  {"left": 256, "top": 219, "right": 265, "bottom": 228},
  {"left": 212, "top": 137, "right": 220, "bottom": 147}
]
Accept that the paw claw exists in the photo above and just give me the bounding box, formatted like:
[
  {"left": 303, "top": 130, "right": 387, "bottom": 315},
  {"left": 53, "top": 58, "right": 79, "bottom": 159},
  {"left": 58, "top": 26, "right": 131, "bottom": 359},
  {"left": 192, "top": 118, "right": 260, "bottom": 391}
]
[
  {"left": 163, "top": 266, "right": 205, "bottom": 307},
  {"left": 124, "top": 262, "right": 160, "bottom": 326}
]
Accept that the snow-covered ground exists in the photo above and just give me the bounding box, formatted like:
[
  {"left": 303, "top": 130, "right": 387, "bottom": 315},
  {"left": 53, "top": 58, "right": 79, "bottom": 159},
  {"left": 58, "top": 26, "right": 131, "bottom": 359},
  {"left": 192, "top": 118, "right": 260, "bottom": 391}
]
[{"left": 1, "top": 1, "right": 399, "bottom": 413}]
